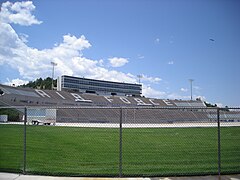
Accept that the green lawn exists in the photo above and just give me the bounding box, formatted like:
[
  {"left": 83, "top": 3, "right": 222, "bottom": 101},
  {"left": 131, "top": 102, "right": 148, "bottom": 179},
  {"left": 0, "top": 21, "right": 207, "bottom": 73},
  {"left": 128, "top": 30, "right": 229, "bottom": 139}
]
[{"left": 0, "top": 124, "right": 240, "bottom": 176}]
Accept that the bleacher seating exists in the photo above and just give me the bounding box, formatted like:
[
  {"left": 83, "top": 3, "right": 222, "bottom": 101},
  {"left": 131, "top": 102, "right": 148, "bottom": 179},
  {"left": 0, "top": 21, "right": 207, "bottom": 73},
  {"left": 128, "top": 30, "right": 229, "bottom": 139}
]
[{"left": 0, "top": 84, "right": 218, "bottom": 124}]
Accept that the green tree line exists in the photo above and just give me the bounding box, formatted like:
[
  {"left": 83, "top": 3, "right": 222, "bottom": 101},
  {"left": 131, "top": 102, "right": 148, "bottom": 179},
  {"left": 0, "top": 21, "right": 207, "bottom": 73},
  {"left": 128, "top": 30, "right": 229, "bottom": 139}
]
[{"left": 20, "top": 77, "right": 57, "bottom": 90}]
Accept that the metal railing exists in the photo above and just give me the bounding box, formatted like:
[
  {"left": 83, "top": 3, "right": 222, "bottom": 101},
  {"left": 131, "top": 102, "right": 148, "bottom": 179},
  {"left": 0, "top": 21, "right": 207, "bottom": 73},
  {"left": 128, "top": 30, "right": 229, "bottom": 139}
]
[{"left": 0, "top": 106, "right": 239, "bottom": 177}]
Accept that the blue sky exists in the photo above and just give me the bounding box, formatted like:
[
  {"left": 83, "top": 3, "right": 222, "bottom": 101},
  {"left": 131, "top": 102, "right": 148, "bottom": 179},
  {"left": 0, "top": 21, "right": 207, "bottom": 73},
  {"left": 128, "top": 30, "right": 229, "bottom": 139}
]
[{"left": 0, "top": 0, "right": 240, "bottom": 107}]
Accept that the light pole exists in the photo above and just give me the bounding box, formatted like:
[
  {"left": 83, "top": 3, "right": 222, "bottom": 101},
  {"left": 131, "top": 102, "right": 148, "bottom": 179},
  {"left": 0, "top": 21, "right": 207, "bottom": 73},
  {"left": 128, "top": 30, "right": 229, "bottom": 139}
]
[
  {"left": 51, "top": 62, "right": 57, "bottom": 90},
  {"left": 189, "top": 79, "right": 194, "bottom": 100},
  {"left": 137, "top": 74, "right": 143, "bottom": 84}
]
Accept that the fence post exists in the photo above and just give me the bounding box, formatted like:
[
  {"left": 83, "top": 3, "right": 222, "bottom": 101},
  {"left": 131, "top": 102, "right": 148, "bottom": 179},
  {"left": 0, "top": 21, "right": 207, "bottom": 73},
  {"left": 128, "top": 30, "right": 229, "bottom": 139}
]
[
  {"left": 23, "top": 107, "right": 27, "bottom": 174},
  {"left": 217, "top": 108, "right": 221, "bottom": 178},
  {"left": 119, "top": 108, "right": 123, "bottom": 177}
]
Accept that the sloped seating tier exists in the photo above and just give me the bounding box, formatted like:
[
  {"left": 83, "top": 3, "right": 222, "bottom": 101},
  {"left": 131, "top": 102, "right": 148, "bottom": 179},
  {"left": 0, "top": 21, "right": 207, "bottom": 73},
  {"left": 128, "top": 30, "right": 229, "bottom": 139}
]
[
  {"left": 0, "top": 84, "right": 206, "bottom": 108},
  {"left": 56, "top": 108, "right": 210, "bottom": 124}
]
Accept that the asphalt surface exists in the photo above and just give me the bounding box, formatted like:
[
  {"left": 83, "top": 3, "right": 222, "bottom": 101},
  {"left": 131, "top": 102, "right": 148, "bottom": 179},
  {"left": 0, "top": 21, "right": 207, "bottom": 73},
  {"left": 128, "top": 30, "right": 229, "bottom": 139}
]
[{"left": 1, "top": 173, "right": 240, "bottom": 180}]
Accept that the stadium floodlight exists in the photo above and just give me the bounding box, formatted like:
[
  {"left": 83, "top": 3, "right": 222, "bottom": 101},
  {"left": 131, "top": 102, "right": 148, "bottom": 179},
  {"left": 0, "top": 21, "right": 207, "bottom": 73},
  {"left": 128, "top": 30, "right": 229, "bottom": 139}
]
[
  {"left": 51, "top": 62, "right": 57, "bottom": 90},
  {"left": 189, "top": 79, "right": 194, "bottom": 100},
  {"left": 137, "top": 74, "right": 143, "bottom": 84}
]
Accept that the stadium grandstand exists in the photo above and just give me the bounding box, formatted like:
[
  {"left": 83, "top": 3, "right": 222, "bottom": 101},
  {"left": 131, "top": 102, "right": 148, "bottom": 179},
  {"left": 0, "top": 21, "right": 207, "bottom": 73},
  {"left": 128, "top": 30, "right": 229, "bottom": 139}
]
[
  {"left": 1, "top": 78, "right": 239, "bottom": 124},
  {"left": 0, "top": 83, "right": 205, "bottom": 107}
]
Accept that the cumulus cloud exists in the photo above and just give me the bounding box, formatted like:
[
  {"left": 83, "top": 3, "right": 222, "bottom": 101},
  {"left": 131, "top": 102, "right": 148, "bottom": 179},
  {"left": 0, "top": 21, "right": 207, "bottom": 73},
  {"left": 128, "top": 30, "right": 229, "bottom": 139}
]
[
  {"left": 108, "top": 57, "right": 129, "bottom": 67},
  {"left": 195, "top": 96, "right": 206, "bottom": 101},
  {"left": 137, "top": 54, "right": 144, "bottom": 59},
  {"left": 62, "top": 34, "right": 91, "bottom": 51},
  {"left": 19, "top": 33, "right": 29, "bottom": 43},
  {"left": 142, "top": 85, "right": 201, "bottom": 100},
  {"left": 98, "top": 59, "right": 104, "bottom": 66},
  {"left": 180, "top": 88, "right": 188, "bottom": 92},
  {"left": 4, "top": 78, "right": 28, "bottom": 86},
  {"left": 0, "top": 23, "right": 91, "bottom": 79},
  {"left": 0, "top": 1, "right": 42, "bottom": 25},
  {"left": 166, "top": 93, "right": 190, "bottom": 100},
  {"left": 216, "top": 103, "right": 224, "bottom": 108},
  {"left": 193, "top": 86, "right": 201, "bottom": 90},
  {"left": 142, "top": 86, "right": 166, "bottom": 99},
  {"left": 141, "top": 74, "right": 161, "bottom": 83}
]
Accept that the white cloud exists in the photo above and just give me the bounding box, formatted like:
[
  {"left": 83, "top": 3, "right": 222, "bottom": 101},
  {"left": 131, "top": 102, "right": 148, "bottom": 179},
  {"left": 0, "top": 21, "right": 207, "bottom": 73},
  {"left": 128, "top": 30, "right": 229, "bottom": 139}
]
[
  {"left": 195, "top": 96, "right": 206, "bottom": 101},
  {"left": 62, "top": 34, "right": 91, "bottom": 51},
  {"left": 142, "top": 85, "right": 204, "bottom": 101},
  {"left": 193, "top": 86, "right": 201, "bottom": 90},
  {"left": 180, "top": 88, "right": 188, "bottom": 92},
  {"left": 0, "top": 22, "right": 91, "bottom": 79},
  {"left": 216, "top": 103, "right": 224, "bottom": 108},
  {"left": 168, "top": 61, "right": 174, "bottom": 65},
  {"left": 166, "top": 93, "right": 189, "bottom": 100},
  {"left": 141, "top": 86, "right": 199, "bottom": 100},
  {"left": 0, "top": 1, "right": 42, "bottom": 26},
  {"left": 19, "top": 33, "right": 29, "bottom": 43},
  {"left": 142, "top": 86, "right": 166, "bottom": 99},
  {"left": 98, "top": 59, "right": 104, "bottom": 66},
  {"left": 4, "top": 78, "right": 28, "bottom": 86},
  {"left": 141, "top": 74, "right": 162, "bottom": 83},
  {"left": 137, "top": 54, "right": 144, "bottom": 59},
  {"left": 108, "top": 57, "right": 128, "bottom": 67}
]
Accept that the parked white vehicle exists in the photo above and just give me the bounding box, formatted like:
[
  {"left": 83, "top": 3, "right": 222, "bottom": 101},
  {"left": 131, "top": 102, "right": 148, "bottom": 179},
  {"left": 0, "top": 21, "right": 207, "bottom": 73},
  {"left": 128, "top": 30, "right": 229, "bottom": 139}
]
[{"left": 31, "top": 118, "right": 56, "bottom": 125}]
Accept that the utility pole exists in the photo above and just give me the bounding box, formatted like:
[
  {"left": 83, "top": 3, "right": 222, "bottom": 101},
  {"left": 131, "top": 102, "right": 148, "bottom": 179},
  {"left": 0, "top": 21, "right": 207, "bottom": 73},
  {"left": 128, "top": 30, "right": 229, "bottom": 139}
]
[{"left": 51, "top": 62, "right": 57, "bottom": 90}]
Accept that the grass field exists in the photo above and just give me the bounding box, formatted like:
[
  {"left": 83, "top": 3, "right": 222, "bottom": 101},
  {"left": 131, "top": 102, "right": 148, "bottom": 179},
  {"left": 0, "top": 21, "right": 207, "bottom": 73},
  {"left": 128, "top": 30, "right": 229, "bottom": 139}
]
[{"left": 0, "top": 124, "right": 240, "bottom": 176}]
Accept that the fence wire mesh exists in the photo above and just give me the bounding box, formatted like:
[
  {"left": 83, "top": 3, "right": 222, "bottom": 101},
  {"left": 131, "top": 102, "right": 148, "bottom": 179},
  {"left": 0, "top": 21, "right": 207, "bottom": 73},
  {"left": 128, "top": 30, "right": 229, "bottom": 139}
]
[
  {"left": 0, "top": 107, "right": 25, "bottom": 173},
  {"left": 0, "top": 106, "right": 240, "bottom": 177},
  {"left": 220, "top": 108, "right": 240, "bottom": 175},
  {"left": 25, "top": 107, "right": 120, "bottom": 176},
  {"left": 121, "top": 108, "right": 219, "bottom": 176}
]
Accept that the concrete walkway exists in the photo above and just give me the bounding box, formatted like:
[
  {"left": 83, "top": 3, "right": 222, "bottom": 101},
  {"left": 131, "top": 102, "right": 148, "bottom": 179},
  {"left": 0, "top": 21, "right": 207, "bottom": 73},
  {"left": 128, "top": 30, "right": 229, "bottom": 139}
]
[{"left": 1, "top": 173, "right": 240, "bottom": 180}]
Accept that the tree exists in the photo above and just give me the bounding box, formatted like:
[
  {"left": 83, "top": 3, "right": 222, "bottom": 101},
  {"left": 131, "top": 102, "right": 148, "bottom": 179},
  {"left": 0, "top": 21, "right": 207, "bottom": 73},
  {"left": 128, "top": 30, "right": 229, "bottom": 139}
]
[
  {"left": 223, "top": 106, "right": 230, "bottom": 112},
  {"left": 20, "top": 77, "right": 57, "bottom": 90},
  {"left": 0, "top": 108, "right": 22, "bottom": 121},
  {"left": 204, "top": 101, "right": 217, "bottom": 107}
]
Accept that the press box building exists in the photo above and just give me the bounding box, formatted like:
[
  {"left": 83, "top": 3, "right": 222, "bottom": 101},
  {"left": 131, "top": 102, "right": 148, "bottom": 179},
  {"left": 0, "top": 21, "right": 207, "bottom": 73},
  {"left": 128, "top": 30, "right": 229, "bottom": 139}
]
[{"left": 57, "top": 75, "right": 142, "bottom": 96}]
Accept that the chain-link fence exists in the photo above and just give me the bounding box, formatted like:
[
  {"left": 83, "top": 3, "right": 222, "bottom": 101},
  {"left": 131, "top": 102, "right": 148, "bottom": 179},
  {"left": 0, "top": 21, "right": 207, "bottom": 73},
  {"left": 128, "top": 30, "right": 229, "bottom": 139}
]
[
  {"left": 219, "top": 108, "right": 240, "bottom": 175},
  {"left": 0, "top": 107, "right": 25, "bottom": 173},
  {"left": 0, "top": 106, "right": 240, "bottom": 177}
]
